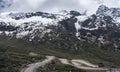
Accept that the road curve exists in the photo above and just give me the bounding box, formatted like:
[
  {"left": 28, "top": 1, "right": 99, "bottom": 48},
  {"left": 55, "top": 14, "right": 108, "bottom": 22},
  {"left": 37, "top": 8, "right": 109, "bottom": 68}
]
[
  {"left": 58, "top": 58, "right": 108, "bottom": 71},
  {"left": 21, "top": 56, "right": 109, "bottom": 72},
  {"left": 20, "top": 56, "right": 55, "bottom": 72}
]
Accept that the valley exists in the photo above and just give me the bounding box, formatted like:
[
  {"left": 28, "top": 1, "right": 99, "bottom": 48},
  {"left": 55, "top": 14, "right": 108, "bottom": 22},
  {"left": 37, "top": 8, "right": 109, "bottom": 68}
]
[{"left": 0, "top": 4, "right": 120, "bottom": 72}]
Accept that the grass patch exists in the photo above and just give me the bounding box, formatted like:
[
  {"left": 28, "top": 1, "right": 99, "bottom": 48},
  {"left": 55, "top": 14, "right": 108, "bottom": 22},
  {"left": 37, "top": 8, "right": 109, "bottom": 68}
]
[{"left": 0, "top": 52, "right": 45, "bottom": 72}]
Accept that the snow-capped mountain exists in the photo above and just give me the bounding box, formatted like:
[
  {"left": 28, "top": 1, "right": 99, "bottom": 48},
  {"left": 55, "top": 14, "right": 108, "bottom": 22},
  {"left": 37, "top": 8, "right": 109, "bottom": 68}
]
[
  {"left": 96, "top": 5, "right": 120, "bottom": 18},
  {"left": 0, "top": 6, "right": 120, "bottom": 50},
  {"left": 96, "top": 5, "right": 120, "bottom": 23},
  {"left": 0, "top": 10, "right": 81, "bottom": 39}
]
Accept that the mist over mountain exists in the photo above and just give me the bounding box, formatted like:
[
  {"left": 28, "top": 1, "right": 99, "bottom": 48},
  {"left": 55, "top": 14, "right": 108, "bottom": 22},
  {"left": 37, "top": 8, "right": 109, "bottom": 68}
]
[{"left": 1, "top": 0, "right": 120, "bottom": 15}]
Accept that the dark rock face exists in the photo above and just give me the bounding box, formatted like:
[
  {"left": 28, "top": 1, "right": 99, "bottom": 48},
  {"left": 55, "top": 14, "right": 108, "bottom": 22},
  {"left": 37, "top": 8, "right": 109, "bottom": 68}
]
[
  {"left": 59, "top": 16, "right": 77, "bottom": 33},
  {"left": 70, "top": 10, "right": 81, "bottom": 16},
  {"left": 96, "top": 5, "right": 109, "bottom": 15},
  {"left": 78, "top": 14, "right": 120, "bottom": 44},
  {"left": 0, "top": 22, "right": 17, "bottom": 31}
]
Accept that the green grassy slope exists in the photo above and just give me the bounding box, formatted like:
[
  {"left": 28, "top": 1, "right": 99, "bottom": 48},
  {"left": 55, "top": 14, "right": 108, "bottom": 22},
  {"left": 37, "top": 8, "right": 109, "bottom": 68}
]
[{"left": 0, "top": 36, "right": 120, "bottom": 68}]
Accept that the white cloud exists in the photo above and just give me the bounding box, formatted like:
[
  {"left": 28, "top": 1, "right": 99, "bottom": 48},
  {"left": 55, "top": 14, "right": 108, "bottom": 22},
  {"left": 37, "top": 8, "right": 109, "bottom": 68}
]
[
  {"left": 1, "top": 0, "right": 120, "bottom": 15},
  {"left": 26, "top": 0, "right": 46, "bottom": 9},
  {"left": 101, "top": 0, "right": 120, "bottom": 8},
  {"left": 78, "top": 0, "right": 99, "bottom": 15},
  {"left": 1, "top": 0, "right": 47, "bottom": 12},
  {"left": 79, "top": 0, "right": 90, "bottom": 7}
]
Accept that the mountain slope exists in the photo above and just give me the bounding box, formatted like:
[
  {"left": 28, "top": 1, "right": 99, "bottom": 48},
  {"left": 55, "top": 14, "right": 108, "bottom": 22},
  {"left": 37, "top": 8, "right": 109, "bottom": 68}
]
[{"left": 0, "top": 6, "right": 120, "bottom": 51}]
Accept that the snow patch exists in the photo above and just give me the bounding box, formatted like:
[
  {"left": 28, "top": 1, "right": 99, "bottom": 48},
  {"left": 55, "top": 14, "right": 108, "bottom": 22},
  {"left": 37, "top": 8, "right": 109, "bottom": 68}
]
[
  {"left": 82, "top": 26, "right": 99, "bottom": 31},
  {"left": 77, "top": 16, "right": 88, "bottom": 22},
  {"left": 16, "top": 31, "right": 30, "bottom": 38}
]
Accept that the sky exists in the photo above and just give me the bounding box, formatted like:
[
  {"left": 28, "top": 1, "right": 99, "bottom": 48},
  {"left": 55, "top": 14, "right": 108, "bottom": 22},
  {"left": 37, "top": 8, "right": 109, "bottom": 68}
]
[{"left": 0, "top": 0, "right": 120, "bottom": 15}]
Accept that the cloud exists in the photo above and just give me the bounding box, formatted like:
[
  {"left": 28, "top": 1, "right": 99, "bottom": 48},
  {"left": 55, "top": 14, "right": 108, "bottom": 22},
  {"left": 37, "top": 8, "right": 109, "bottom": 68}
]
[
  {"left": 78, "top": 0, "right": 99, "bottom": 15},
  {"left": 26, "top": 0, "right": 47, "bottom": 9},
  {"left": 0, "top": 0, "right": 47, "bottom": 12},
  {"left": 101, "top": 0, "right": 120, "bottom": 8},
  {"left": 0, "top": 0, "right": 120, "bottom": 15}
]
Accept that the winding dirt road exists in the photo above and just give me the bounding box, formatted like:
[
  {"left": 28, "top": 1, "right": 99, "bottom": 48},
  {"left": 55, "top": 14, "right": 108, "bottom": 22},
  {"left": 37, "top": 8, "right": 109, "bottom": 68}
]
[
  {"left": 20, "top": 56, "right": 55, "bottom": 72},
  {"left": 21, "top": 56, "right": 108, "bottom": 72}
]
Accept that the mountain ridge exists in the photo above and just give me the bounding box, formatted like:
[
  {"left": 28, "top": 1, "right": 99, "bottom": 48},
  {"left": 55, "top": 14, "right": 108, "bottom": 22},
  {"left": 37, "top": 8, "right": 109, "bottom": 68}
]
[{"left": 0, "top": 5, "right": 120, "bottom": 51}]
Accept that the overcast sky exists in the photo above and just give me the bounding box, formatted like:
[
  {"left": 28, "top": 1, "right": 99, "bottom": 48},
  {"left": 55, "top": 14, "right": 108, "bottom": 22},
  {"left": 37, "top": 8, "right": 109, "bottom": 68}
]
[{"left": 0, "top": 0, "right": 120, "bottom": 15}]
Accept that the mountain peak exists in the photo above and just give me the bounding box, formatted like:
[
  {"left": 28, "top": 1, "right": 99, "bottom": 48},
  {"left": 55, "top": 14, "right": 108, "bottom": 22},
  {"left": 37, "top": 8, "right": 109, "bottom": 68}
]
[
  {"left": 98, "top": 5, "right": 108, "bottom": 9},
  {"left": 96, "top": 5, "right": 120, "bottom": 21},
  {"left": 96, "top": 5, "right": 109, "bottom": 15}
]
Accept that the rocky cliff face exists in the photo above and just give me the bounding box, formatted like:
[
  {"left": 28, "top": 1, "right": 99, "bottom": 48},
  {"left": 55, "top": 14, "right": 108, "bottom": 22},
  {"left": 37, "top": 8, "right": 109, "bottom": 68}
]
[
  {"left": 96, "top": 5, "right": 120, "bottom": 18},
  {"left": 0, "top": 5, "right": 120, "bottom": 51}
]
